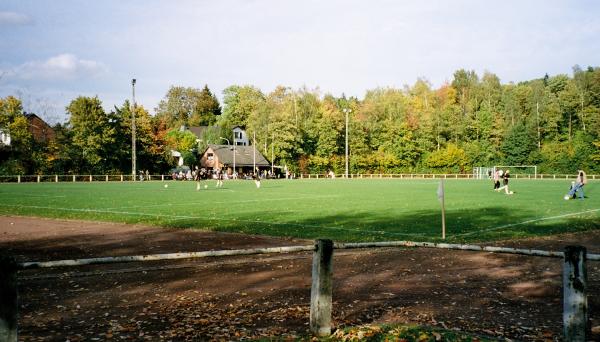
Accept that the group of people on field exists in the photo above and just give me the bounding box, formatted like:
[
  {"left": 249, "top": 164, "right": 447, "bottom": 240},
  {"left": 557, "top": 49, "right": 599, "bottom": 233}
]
[
  {"left": 491, "top": 168, "right": 588, "bottom": 200},
  {"left": 492, "top": 169, "right": 512, "bottom": 195},
  {"left": 192, "top": 166, "right": 262, "bottom": 190}
]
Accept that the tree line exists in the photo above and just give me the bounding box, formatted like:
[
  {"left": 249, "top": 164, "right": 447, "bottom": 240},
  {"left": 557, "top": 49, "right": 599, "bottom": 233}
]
[{"left": 1, "top": 66, "right": 599, "bottom": 176}]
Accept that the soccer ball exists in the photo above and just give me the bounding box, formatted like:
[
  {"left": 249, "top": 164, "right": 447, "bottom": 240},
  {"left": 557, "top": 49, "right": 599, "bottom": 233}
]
[
  {"left": 564, "top": 195, "right": 570, "bottom": 200},
  {"left": 509, "top": 191, "right": 514, "bottom": 195},
  {"left": 164, "top": 184, "right": 168, "bottom": 188},
  {"left": 204, "top": 184, "right": 208, "bottom": 189}
]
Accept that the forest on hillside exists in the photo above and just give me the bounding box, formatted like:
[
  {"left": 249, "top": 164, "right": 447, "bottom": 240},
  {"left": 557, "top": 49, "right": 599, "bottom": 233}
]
[{"left": 1, "top": 66, "right": 599, "bottom": 175}]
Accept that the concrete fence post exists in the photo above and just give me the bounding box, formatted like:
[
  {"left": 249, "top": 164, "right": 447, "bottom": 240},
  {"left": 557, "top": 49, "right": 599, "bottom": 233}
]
[
  {"left": 72, "top": 175, "right": 76, "bottom": 182},
  {"left": 563, "top": 245, "right": 588, "bottom": 341},
  {"left": 0, "top": 255, "right": 18, "bottom": 342},
  {"left": 310, "top": 239, "right": 334, "bottom": 337}
]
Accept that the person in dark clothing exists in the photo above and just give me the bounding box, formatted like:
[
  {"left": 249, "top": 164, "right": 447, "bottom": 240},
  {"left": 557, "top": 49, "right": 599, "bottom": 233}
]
[
  {"left": 493, "top": 169, "right": 500, "bottom": 190},
  {"left": 496, "top": 170, "right": 513, "bottom": 194},
  {"left": 215, "top": 168, "right": 224, "bottom": 188}
]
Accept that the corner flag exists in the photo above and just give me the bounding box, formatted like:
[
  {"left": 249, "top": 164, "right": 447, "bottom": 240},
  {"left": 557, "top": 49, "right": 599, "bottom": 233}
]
[
  {"left": 437, "top": 179, "right": 446, "bottom": 239},
  {"left": 437, "top": 180, "right": 445, "bottom": 202}
]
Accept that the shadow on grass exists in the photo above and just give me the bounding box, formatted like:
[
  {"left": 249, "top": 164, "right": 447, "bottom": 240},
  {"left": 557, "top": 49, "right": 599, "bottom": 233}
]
[{"left": 157, "top": 205, "right": 600, "bottom": 244}]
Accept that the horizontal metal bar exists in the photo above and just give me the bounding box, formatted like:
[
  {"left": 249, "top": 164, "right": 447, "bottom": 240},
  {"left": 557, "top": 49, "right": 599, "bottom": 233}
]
[
  {"left": 335, "top": 241, "right": 600, "bottom": 260},
  {"left": 18, "top": 241, "right": 599, "bottom": 270},
  {"left": 18, "top": 245, "right": 316, "bottom": 270}
]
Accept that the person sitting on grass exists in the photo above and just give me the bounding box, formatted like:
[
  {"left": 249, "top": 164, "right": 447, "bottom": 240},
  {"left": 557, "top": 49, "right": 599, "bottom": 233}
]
[{"left": 566, "top": 170, "right": 587, "bottom": 200}]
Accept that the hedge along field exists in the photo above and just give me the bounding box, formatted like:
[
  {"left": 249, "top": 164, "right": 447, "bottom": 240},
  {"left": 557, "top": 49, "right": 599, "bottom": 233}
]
[{"left": 0, "top": 178, "right": 598, "bottom": 243}]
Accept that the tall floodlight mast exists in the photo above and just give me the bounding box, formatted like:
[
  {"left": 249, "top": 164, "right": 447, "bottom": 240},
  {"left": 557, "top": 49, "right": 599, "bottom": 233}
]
[{"left": 131, "top": 79, "right": 137, "bottom": 180}]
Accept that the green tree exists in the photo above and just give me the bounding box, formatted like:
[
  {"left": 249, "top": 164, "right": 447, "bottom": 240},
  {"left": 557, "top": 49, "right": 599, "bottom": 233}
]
[
  {"left": 189, "top": 85, "right": 221, "bottom": 126},
  {"left": 114, "top": 101, "right": 161, "bottom": 173},
  {"left": 220, "top": 85, "right": 264, "bottom": 131},
  {"left": 424, "top": 143, "right": 468, "bottom": 173},
  {"left": 0, "top": 96, "right": 35, "bottom": 174},
  {"left": 67, "top": 96, "right": 117, "bottom": 173},
  {"left": 0, "top": 96, "right": 23, "bottom": 129},
  {"left": 156, "top": 85, "right": 221, "bottom": 129},
  {"left": 500, "top": 123, "right": 536, "bottom": 165}
]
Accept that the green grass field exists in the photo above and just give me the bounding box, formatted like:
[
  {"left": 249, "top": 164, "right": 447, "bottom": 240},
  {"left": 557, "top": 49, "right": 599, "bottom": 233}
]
[{"left": 1, "top": 178, "right": 598, "bottom": 243}]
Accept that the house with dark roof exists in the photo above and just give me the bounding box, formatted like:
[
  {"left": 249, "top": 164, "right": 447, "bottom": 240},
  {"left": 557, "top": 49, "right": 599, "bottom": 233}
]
[
  {"left": 200, "top": 144, "right": 270, "bottom": 176},
  {"left": 25, "top": 113, "right": 55, "bottom": 143},
  {"left": 0, "top": 113, "right": 55, "bottom": 148}
]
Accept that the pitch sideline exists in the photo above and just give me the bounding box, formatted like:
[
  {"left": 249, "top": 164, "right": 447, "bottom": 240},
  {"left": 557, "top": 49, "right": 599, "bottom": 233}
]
[{"left": 456, "top": 208, "right": 600, "bottom": 237}]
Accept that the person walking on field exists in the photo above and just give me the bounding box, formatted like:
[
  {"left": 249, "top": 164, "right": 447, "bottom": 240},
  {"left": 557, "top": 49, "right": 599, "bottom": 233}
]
[
  {"left": 194, "top": 166, "right": 202, "bottom": 191},
  {"left": 253, "top": 169, "right": 261, "bottom": 189},
  {"left": 566, "top": 170, "right": 587, "bottom": 200},
  {"left": 496, "top": 170, "right": 513, "bottom": 195},
  {"left": 493, "top": 169, "right": 500, "bottom": 190},
  {"left": 216, "top": 168, "right": 225, "bottom": 188}
]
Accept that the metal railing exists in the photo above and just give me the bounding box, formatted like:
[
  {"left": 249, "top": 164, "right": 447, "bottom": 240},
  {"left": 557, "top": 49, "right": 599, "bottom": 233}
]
[
  {"left": 0, "top": 172, "right": 597, "bottom": 183},
  {"left": 300, "top": 173, "right": 599, "bottom": 180}
]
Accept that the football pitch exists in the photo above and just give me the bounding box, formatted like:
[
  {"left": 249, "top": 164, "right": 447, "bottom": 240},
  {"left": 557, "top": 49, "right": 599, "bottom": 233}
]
[{"left": 1, "top": 178, "right": 598, "bottom": 243}]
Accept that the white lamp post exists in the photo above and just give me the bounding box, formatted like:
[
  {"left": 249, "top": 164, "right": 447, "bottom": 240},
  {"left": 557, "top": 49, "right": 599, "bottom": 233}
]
[
  {"left": 131, "top": 79, "right": 136, "bottom": 181},
  {"left": 342, "top": 108, "right": 351, "bottom": 178}
]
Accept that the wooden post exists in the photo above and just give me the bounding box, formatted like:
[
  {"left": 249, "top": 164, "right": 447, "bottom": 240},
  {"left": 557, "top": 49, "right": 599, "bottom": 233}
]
[
  {"left": 36, "top": 175, "right": 40, "bottom": 183},
  {"left": 105, "top": 175, "right": 109, "bottom": 182},
  {"left": 310, "top": 239, "right": 334, "bottom": 337},
  {"left": 0, "top": 255, "right": 18, "bottom": 342},
  {"left": 89, "top": 175, "right": 92, "bottom": 182},
  {"left": 563, "top": 245, "right": 588, "bottom": 341},
  {"left": 72, "top": 175, "right": 76, "bottom": 182},
  {"left": 121, "top": 175, "right": 124, "bottom": 182},
  {"left": 55, "top": 175, "right": 58, "bottom": 183},
  {"left": 17, "top": 176, "right": 20, "bottom": 184}
]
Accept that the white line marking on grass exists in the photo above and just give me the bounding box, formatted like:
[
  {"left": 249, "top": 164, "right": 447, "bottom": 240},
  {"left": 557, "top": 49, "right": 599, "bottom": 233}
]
[
  {"left": 457, "top": 208, "right": 600, "bottom": 237},
  {"left": 106, "top": 194, "right": 341, "bottom": 211},
  {"left": 10, "top": 194, "right": 67, "bottom": 198},
  {"left": 1, "top": 203, "right": 427, "bottom": 238}
]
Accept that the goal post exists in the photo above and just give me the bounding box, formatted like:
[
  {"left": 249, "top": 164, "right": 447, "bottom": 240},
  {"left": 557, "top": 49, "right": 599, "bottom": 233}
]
[
  {"left": 473, "top": 167, "right": 495, "bottom": 180},
  {"left": 474, "top": 165, "right": 538, "bottom": 179},
  {"left": 493, "top": 165, "right": 538, "bottom": 179}
]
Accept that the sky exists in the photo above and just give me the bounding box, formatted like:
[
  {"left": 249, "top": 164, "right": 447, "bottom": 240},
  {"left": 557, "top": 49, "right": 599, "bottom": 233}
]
[{"left": 1, "top": 0, "right": 599, "bottom": 124}]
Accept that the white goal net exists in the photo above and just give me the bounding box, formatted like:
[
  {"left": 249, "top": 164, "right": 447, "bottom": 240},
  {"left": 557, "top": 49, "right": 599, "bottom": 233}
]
[{"left": 473, "top": 165, "right": 538, "bottom": 179}]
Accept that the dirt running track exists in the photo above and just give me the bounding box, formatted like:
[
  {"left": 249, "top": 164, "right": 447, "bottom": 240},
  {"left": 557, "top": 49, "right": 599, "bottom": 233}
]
[{"left": 1, "top": 216, "right": 599, "bottom": 341}]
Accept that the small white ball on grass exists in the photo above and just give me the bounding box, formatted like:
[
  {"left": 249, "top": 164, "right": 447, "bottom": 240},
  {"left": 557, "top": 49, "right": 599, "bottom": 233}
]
[
  {"left": 204, "top": 184, "right": 208, "bottom": 189},
  {"left": 564, "top": 195, "right": 570, "bottom": 200},
  {"left": 164, "top": 184, "right": 168, "bottom": 188},
  {"left": 509, "top": 191, "right": 514, "bottom": 195}
]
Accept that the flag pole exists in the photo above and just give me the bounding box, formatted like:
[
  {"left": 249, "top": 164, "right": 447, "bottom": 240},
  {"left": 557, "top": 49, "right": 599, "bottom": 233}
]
[{"left": 438, "top": 179, "right": 446, "bottom": 240}]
